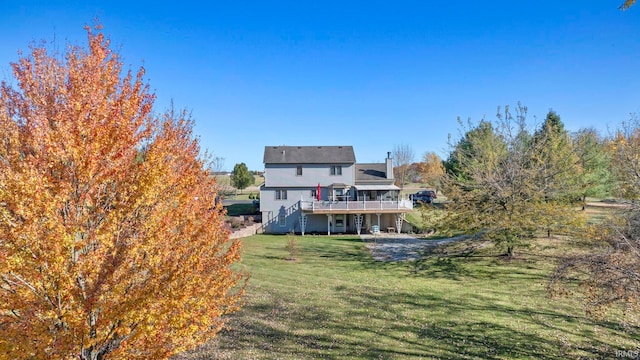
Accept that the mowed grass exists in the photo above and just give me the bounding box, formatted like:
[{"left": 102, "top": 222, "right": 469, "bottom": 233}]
[
  {"left": 176, "top": 232, "right": 639, "bottom": 359},
  {"left": 215, "top": 174, "right": 264, "bottom": 199}
]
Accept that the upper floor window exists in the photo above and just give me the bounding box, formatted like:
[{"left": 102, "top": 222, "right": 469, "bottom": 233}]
[
  {"left": 275, "top": 189, "right": 288, "bottom": 200},
  {"left": 330, "top": 165, "right": 342, "bottom": 176},
  {"left": 296, "top": 165, "right": 303, "bottom": 176}
]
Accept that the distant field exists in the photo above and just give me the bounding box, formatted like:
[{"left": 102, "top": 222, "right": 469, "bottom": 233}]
[
  {"left": 213, "top": 174, "right": 264, "bottom": 187},
  {"left": 176, "top": 209, "right": 639, "bottom": 359},
  {"left": 215, "top": 174, "right": 264, "bottom": 199}
]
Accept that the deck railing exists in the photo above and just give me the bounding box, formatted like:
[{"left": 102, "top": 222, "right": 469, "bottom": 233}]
[{"left": 300, "top": 199, "right": 413, "bottom": 212}]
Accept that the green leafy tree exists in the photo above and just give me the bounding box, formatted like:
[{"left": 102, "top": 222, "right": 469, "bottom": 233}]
[
  {"left": 532, "top": 111, "right": 576, "bottom": 195},
  {"left": 572, "top": 128, "right": 613, "bottom": 209},
  {"left": 609, "top": 118, "right": 640, "bottom": 199},
  {"left": 444, "top": 119, "right": 496, "bottom": 181},
  {"left": 441, "top": 104, "right": 585, "bottom": 257},
  {"left": 532, "top": 111, "right": 582, "bottom": 236},
  {"left": 231, "top": 162, "right": 254, "bottom": 194},
  {"left": 550, "top": 117, "right": 640, "bottom": 321}
]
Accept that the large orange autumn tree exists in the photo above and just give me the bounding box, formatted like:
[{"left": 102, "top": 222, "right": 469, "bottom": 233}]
[{"left": 0, "top": 25, "right": 245, "bottom": 359}]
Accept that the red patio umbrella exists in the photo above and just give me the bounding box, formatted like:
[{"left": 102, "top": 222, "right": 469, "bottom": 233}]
[{"left": 316, "top": 183, "right": 321, "bottom": 201}]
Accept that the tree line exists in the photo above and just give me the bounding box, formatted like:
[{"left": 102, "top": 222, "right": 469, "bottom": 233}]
[{"left": 414, "top": 103, "right": 639, "bottom": 322}]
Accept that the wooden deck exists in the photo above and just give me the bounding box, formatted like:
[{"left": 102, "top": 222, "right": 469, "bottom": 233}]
[{"left": 300, "top": 199, "right": 413, "bottom": 214}]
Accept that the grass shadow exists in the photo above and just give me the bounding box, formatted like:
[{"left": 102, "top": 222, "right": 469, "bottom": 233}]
[
  {"left": 224, "top": 203, "right": 257, "bottom": 216},
  {"left": 175, "top": 234, "right": 640, "bottom": 359}
]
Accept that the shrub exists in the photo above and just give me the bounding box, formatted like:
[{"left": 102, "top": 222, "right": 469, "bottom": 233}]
[{"left": 285, "top": 232, "right": 298, "bottom": 261}]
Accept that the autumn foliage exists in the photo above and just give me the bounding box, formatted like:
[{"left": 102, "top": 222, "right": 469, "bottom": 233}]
[{"left": 0, "top": 26, "right": 245, "bottom": 359}]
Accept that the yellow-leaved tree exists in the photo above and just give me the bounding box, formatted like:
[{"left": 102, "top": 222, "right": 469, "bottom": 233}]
[
  {"left": 0, "top": 25, "right": 245, "bottom": 359},
  {"left": 418, "top": 151, "right": 445, "bottom": 192},
  {"left": 621, "top": 0, "right": 637, "bottom": 10}
]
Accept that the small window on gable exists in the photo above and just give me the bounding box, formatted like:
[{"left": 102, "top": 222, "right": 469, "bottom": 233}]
[
  {"left": 296, "top": 165, "right": 303, "bottom": 176},
  {"left": 330, "top": 165, "right": 342, "bottom": 176}
]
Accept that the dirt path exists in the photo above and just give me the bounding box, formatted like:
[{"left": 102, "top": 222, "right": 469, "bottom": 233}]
[
  {"left": 361, "top": 234, "right": 469, "bottom": 261},
  {"left": 586, "top": 201, "right": 630, "bottom": 209}
]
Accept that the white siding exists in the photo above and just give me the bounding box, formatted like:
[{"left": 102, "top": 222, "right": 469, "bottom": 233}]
[
  {"left": 260, "top": 188, "right": 308, "bottom": 234},
  {"left": 260, "top": 188, "right": 310, "bottom": 216},
  {"left": 260, "top": 163, "right": 356, "bottom": 232},
  {"left": 259, "top": 151, "right": 407, "bottom": 234},
  {"left": 264, "top": 163, "right": 355, "bottom": 188}
]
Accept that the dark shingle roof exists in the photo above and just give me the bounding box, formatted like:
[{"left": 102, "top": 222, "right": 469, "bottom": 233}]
[
  {"left": 355, "top": 163, "right": 388, "bottom": 181},
  {"left": 263, "top": 146, "right": 356, "bottom": 164}
]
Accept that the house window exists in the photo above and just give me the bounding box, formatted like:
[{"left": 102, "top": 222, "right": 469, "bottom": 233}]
[
  {"left": 278, "top": 214, "right": 286, "bottom": 227},
  {"left": 330, "top": 165, "right": 342, "bottom": 175},
  {"left": 311, "top": 189, "right": 317, "bottom": 198},
  {"left": 275, "top": 190, "right": 288, "bottom": 200},
  {"left": 296, "top": 165, "right": 303, "bottom": 176},
  {"left": 335, "top": 215, "right": 344, "bottom": 227}
]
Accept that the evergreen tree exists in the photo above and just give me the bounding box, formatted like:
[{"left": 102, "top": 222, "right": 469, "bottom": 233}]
[
  {"left": 532, "top": 110, "right": 582, "bottom": 236},
  {"left": 441, "top": 104, "right": 585, "bottom": 256},
  {"left": 573, "top": 128, "right": 612, "bottom": 208},
  {"left": 444, "top": 119, "right": 497, "bottom": 181}
]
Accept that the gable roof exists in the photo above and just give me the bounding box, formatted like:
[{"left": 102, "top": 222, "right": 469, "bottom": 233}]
[
  {"left": 355, "top": 163, "right": 390, "bottom": 182},
  {"left": 263, "top": 146, "right": 356, "bottom": 164}
]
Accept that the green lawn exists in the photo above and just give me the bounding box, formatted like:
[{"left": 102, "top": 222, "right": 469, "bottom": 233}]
[
  {"left": 175, "top": 232, "right": 639, "bottom": 359},
  {"left": 224, "top": 203, "right": 258, "bottom": 217},
  {"left": 217, "top": 174, "right": 263, "bottom": 200}
]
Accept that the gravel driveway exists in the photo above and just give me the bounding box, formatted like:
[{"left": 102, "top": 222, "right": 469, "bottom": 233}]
[{"left": 361, "top": 233, "right": 468, "bottom": 261}]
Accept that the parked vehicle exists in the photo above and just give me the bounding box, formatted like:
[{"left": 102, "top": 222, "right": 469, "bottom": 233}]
[{"left": 410, "top": 190, "right": 437, "bottom": 204}]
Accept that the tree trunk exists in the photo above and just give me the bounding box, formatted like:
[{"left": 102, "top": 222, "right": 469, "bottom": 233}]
[
  {"left": 506, "top": 246, "right": 514, "bottom": 257},
  {"left": 81, "top": 311, "right": 103, "bottom": 360},
  {"left": 81, "top": 336, "right": 124, "bottom": 360},
  {"left": 80, "top": 347, "right": 99, "bottom": 360}
]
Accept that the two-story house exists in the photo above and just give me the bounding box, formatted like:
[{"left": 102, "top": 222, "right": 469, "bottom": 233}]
[{"left": 260, "top": 145, "right": 413, "bottom": 235}]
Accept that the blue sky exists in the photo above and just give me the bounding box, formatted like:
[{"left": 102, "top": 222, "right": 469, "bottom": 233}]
[{"left": 2, "top": 1, "right": 640, "bottom": 171}]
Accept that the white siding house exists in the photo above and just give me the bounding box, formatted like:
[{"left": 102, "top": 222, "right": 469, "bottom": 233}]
[{"left": 260, "top": 146, "right": 413, "bottom": 235}]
